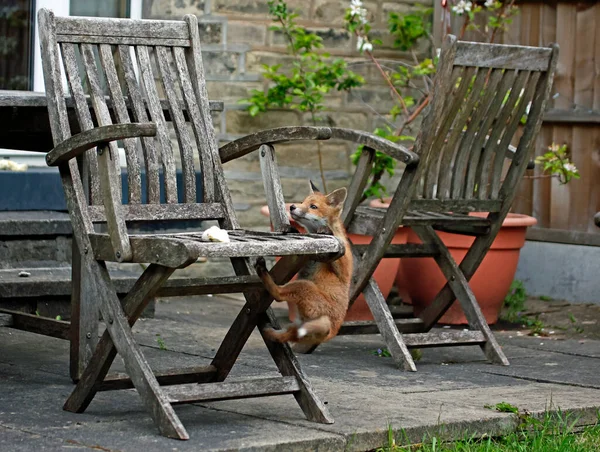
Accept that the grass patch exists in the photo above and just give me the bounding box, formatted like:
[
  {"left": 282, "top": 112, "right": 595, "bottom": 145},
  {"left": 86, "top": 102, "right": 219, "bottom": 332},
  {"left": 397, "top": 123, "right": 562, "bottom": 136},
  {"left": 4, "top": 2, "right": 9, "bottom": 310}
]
[{"left": 374, "top": 408, "right": 600, "bottom": 451}]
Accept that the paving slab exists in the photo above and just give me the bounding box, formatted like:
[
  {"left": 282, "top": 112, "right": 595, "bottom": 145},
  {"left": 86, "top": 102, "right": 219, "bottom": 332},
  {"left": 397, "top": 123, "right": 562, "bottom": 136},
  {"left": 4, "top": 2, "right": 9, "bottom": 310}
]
[{"left": 1, "top": 295, "right": 600, "bottom": 451}]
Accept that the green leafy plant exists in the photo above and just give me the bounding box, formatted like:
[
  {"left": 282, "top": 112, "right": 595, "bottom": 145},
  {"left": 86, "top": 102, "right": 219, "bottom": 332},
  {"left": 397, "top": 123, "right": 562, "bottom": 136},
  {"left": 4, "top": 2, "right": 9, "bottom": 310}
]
[
  {"left": 501, "top": 280, "right": 527, "bottom": 323},
  {"left": 373, "top": 347, "right": 392, "bottom": 357},
  {"left": 242, "top": 0, "right": 364, "bottom": 190},
  {"left": 501, "top": 280, "right": 546, "bottom": 335},
  {"left": 156, "top": 334, "right": 167, "bottom": 351},
  {"left": 485, "top": 401, "right": 520, "bottom": 414},
  {"left": 534, "top": 143, "right": 580, "bottom": 185}
]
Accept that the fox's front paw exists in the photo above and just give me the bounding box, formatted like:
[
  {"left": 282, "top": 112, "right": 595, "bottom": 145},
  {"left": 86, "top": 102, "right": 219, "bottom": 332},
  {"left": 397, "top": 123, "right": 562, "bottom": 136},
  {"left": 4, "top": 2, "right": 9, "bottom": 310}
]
[{"left": 254, "top": 256, "right": 267, "bottom": 275}]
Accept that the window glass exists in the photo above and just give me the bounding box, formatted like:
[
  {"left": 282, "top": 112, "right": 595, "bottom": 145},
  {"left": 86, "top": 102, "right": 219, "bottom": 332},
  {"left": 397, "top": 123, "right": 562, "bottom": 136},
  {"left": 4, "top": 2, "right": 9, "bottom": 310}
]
[{"left": 0, "top": 0, "right": 34, "bottom": 90}]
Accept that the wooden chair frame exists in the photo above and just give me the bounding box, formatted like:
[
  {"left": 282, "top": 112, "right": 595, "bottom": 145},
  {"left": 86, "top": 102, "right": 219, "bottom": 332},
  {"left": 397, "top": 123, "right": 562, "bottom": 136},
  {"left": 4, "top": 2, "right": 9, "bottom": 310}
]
[
  {"left": 35, "top": 10, "right": 418, "bottom": 439},
  {"left": 298, "top": 36, "right": 559, "bottom": 371}
]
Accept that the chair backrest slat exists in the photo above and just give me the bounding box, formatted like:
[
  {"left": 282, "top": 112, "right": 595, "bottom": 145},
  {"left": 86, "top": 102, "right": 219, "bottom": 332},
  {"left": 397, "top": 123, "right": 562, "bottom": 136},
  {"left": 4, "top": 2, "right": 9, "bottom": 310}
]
[
  {"left": 173, "top": 46, "right": 215, "bottom": 203},
  {"left": 98, "top": 43, "right": 142, "bottom": 204},
  {"left": 182, "top": 15, "right": 218, "bottom": 205},
  {"left": 475, "top": 70, "right": 530, "bottom": 200},
  {"left": 136, "top": 45, "right": 178, "bottom": 203},
  {"left": 412, "top": 36, "right": 558, "bottom": 213},
  {"left": 436, "top": 66, "right": 488, "bottom": 199},
  {"left": 55, "top": 16, "right": 190, "bottom": 41},
  {"left": 117, "top": 44, "right": 161, "bottom": 204},
  {"left": 462, "top": 69, "right": 518, "bottom": 198},
  {"left": 422, "top": 65, "right": 472, "bottom": 198},
  {"left": 488, "top": 72, "right": 540, "bottom": 199},
  {"left": 455, "top": 42, "right": 553, "bottom": 71},
  {"left": 450, "top": 68, "right": 504, "bottom": 198},
  {"left": 79, "top": 42, "right": 123, "bottom": 198},
  {"left": 60, "top": 42, "right": 101, "bottom": 204},
  {"left": 155, "top": 45, "right": 196, "bottom": 203}
]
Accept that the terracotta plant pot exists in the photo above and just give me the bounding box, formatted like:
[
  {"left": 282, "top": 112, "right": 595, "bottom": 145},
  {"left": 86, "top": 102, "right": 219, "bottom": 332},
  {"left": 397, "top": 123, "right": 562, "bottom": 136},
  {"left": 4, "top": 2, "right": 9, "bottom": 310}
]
[
  {"left": 260, "top": 204, "right": 407, "bottom": 321},
  {"left": 396, "top": 212, "right": 537, "bottom": 325}
]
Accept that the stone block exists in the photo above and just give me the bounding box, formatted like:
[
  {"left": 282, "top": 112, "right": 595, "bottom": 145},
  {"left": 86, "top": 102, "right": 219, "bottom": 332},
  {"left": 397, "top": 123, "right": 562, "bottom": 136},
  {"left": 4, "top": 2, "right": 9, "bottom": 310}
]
[
  {"left": 202, "top": 50, "right": 240, "bottom": 77},
  {"left": 206, "top": 81, "right": 263, "bottom": 102},
  {"left": 199, "top": 21, "right": 223, "bottom": 44},
  {"left": 347, "top": 87, "right": 399, "bottom": 113},
  {"left": 246, "top": 51, "right": 296, "bottom": 74},
  {"left": 272, "top": 28, "right": 351, "bottom": 51},
  {"left": 303, "top": 111, "right": 369, "bottom": 131},
  {"left": 226, "top": 109, "right": 301, "bottom": 135},
  {"left": 215, "top": 0, "right": 310, "bottom": 18},
  {"left": 227, "top": 21, "right": 267, "bottom": 46},
  {"left": 172, "top": 0, "right": 206, "bottom": 15}
]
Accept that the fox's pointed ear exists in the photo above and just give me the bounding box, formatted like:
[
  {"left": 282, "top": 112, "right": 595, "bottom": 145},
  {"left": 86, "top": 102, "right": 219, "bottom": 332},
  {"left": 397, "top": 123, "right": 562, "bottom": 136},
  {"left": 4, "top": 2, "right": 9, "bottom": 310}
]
[
  {"left": 326, "top": 187, "right": 347, "bottom": 208},
  {"left": 309, "top": 180, "right": 321, "bottom": 194}
]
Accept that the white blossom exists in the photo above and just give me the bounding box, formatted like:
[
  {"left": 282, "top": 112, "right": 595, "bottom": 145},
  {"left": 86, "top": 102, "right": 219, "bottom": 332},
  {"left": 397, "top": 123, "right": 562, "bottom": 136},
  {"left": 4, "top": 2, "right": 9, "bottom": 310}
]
[
  {"left": 357, "top": 35, "right": 372, "bottom": 52},
  {"left": 452, "top": 0, "right": 472, "bottom": 15},
  {"left": 349, "top": 0, "right": 368, "bottom": 24},
  {"left": 563, "top": 162, "right": 578, "bottom": 173},
  {"left": 484, "top": 0, "right": 495, "bottom": 8}
]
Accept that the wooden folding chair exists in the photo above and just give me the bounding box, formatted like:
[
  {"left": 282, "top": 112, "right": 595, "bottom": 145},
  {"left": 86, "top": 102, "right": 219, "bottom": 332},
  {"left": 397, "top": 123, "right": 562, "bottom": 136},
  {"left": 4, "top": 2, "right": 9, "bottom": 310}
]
[
  {"left": 37, "top": 9, "right": 357, "bottom": 439},
  {"left": 298, "top": 36, "right": 559, "bottom": 371}
]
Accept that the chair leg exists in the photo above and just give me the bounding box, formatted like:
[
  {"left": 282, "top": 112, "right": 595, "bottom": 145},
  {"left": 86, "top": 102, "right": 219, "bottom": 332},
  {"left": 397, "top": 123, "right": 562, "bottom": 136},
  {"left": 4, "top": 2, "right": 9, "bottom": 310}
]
[
  {"left": 260, "top": 308, "right": 333, "bottom": 423},
  {"left": 211, "top": 255, "right": 333, "bottom": 424},
  {"left": 413, "top": 226, "right": 509, "bottom": 366},
  {"left": 65, "top": 263, "right": 174, "bottom": 412},
  {"left": 70, "top": 242, "right": 98, "bottom": 382},
  {"left": 362, "top": 278, "right": 417, "bottom": 371},
  {"left": 65, "top": 262, "right": 187, "bottom": 439}
]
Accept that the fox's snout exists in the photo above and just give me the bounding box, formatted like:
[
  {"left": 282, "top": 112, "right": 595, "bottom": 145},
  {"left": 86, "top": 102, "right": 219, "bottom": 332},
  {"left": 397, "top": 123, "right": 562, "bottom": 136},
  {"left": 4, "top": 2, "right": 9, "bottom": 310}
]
[{"left": 290, "top": 204, "right": 297, "bottom": 212}]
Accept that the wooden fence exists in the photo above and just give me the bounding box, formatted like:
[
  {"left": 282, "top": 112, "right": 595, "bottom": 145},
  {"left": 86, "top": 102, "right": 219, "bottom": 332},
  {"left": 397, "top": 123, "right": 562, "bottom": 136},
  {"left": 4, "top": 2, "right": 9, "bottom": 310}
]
[{"left": 435, "top": 0, "right": 600, "bottom": 243}]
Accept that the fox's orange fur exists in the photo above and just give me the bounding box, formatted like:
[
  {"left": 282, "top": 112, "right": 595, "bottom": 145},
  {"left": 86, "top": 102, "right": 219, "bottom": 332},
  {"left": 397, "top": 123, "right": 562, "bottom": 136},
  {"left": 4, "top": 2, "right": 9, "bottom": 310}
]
[{"left": 255, "top": 181, "right": 353, "bottom": 346}]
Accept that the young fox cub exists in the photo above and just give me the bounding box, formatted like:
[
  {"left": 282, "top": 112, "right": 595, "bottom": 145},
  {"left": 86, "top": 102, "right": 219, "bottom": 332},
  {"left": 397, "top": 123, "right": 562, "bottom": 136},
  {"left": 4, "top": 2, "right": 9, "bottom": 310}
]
[{"left": 254, "top": 181, "right": 353, "bottom": 346}]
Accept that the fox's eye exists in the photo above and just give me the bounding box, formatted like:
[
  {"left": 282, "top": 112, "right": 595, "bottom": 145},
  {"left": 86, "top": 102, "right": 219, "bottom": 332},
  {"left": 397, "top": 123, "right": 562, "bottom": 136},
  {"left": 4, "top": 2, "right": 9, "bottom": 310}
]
[{"left": 310, "top": 204, "right": 318, "bottom": 210}]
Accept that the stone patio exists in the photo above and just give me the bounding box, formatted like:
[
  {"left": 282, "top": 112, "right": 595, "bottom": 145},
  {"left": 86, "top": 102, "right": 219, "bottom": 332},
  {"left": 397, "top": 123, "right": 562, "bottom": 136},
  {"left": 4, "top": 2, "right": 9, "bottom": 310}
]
[{"left": 1, "top": 295, "right": 600, "bottom": 451}]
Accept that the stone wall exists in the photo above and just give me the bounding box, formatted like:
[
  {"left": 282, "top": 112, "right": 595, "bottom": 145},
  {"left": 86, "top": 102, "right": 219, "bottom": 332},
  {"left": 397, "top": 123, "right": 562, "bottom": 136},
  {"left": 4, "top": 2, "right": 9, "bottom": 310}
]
[{"left": 144, "top": 0, "right": 433, "bottom": 228}]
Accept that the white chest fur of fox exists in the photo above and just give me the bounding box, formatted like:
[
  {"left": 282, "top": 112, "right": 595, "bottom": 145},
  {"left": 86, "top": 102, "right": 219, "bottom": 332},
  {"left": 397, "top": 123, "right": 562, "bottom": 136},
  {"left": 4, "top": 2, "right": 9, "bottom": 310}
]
[{"left": 254, "top": 181, "right": 353, "bottom": 345}]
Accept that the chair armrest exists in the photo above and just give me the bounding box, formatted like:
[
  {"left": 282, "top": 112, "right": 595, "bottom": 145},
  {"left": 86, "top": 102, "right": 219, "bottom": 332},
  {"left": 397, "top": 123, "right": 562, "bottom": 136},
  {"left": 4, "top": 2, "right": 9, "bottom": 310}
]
[
  {"left": 219, "top": 126, "right": 333, "bottom": 163},
  {"left": 46, "top": 123, "right": 157, "bottom": 166},
  {"left": 329, "top": 128, "right": 419, "bottom": 166},
  {"left": 595, "top": 212, "right": 600, "bottom": 228}
]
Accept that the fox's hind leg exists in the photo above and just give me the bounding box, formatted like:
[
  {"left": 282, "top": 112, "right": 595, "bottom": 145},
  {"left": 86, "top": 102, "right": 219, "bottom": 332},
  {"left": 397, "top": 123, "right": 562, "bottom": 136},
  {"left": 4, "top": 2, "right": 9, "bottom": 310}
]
[
  {"left": 296, "top": 316, "right": 331, "bottom": 340},
  {"left": 254, "top": 257, "right": 322, "bottom": 305},
  {"left": 264, "top": 316, "right": 331, "bottom": 344},
  {"left": 254, "top": 257, "right": 285, "bottom": 301}
]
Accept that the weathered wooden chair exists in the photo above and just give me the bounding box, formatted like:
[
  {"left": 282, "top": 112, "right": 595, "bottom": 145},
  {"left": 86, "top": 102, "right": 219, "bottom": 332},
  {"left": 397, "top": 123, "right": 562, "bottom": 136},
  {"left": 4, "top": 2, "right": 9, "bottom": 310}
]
[
  {"left": 298, "top": 36, "right": 559, "bottom": 371},
  {"left": 37, "top": 9, "right": 372, "bottom": 439}
]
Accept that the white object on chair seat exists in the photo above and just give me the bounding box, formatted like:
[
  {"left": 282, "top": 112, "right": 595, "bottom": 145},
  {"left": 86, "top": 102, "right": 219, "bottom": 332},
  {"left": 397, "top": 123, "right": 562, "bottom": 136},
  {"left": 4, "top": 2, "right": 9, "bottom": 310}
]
[{"left": 201, "top": 226, "right": 230, "bottom": 243}]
